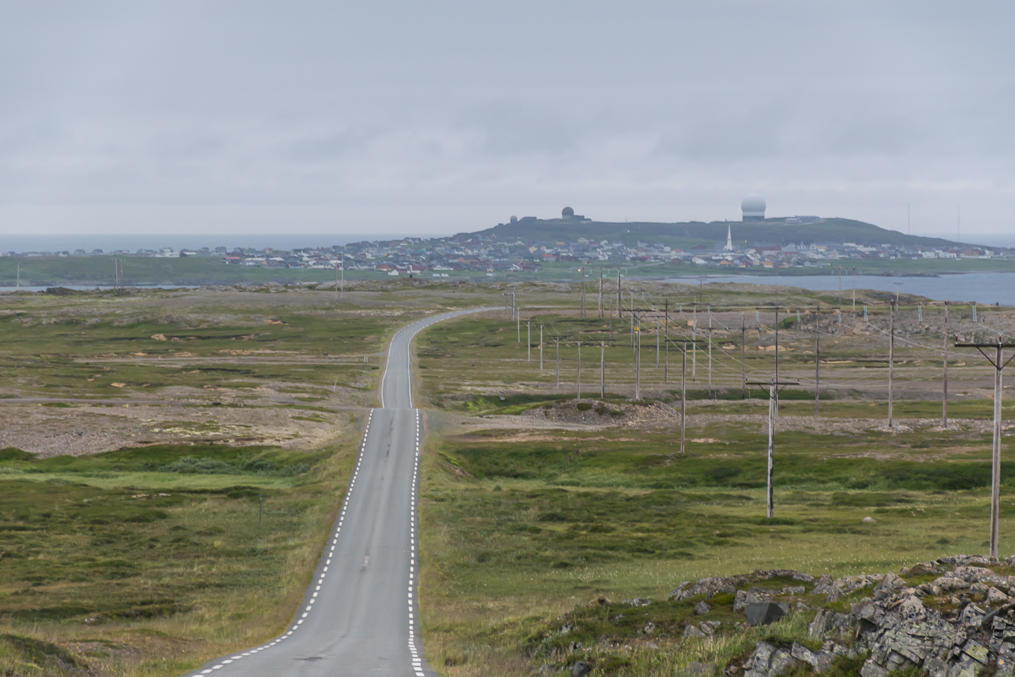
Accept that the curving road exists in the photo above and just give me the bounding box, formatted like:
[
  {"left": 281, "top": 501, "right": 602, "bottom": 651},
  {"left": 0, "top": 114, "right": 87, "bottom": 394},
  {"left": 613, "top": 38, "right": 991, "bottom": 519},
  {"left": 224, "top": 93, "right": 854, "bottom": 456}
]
[{"left": 187, "top": 308, "right": 487, "bottom": 677}]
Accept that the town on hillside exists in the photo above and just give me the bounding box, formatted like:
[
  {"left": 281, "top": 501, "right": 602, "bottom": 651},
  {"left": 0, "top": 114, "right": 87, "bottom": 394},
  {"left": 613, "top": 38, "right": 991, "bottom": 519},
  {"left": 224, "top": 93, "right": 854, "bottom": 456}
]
[{"left": 5, "top": 199, "right": 1003, "bottom": 277}]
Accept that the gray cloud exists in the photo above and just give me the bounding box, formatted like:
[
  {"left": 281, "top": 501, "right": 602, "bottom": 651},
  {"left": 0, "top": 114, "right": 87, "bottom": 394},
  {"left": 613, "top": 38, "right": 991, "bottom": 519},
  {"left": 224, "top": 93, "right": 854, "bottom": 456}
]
[{"left": 1, "top": 0, "right": 1014, "bottom": 242}]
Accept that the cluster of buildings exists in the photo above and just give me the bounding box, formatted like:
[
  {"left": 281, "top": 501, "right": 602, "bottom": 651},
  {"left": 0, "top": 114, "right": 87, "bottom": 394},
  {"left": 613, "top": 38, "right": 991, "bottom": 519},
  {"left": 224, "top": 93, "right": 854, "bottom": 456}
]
[{"left": 4, "top": 199, "right": 1003, "bottom": 276}]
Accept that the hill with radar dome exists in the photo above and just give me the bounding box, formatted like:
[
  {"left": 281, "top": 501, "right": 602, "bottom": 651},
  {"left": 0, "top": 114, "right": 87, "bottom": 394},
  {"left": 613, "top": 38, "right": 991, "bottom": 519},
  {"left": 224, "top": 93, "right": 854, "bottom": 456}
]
[{"left": 470, "top": 212, "right": 978, "bottom": 251}]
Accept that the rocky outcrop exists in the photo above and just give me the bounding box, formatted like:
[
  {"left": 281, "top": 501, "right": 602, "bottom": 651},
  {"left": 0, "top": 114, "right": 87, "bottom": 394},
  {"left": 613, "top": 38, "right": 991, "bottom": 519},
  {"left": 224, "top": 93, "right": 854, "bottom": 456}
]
[
  {"left": 530, "top": 556, "right": 1015, "bottom": 677},
  {"left": 724, "top": 555, "right": 1015, "bottom": 676}
]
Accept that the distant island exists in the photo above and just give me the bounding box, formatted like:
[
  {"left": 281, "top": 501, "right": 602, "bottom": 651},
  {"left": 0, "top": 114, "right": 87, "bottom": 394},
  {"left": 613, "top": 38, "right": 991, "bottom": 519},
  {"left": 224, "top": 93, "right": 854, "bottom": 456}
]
[{"left": 1, "top": 206, "right": 1011, "bottom": 287}]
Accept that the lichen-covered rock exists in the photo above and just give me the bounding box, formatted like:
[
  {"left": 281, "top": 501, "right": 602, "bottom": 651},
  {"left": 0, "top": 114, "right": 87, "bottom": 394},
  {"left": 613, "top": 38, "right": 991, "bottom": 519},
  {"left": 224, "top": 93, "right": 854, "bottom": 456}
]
[
  {"left": 813, "top": 575, "right": 841, "bottom": 601},
  {"left": 683, "top": 620, "right": 720, "bottom": 638},
  {"left": 751, "top": 569, "right": 815, "bottom": 584},
  {"left": 808, "top": 608, "right": 852, "bottom": 640},
  {"left": 734, "top": 588, "right": 773, "bottom": 612},
  {"left": 659, "top": 556, "right": 1015, "bottom": 676},
  {"left": 901, "top": 561, "right": 945, "bottom": 577},
  {"left": 670, "top": 576, "right": 739, "bottom": 602}
]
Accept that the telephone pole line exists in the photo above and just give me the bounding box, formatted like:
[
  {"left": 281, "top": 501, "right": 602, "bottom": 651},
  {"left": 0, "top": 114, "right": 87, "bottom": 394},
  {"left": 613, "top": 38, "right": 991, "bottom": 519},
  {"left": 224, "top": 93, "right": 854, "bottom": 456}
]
[
  {"left": 814, "top": 310, "right": 821, "bottom": 417},
  {"left": 576, "top": 340, "right": 582, "bottom": 400},
  {"left": 555, "top": 337, "right": 560, "bottom": 390},
  {"left": 741, "top": 313, "right": 747, "bottom": 399},
  {"left": 664, "top": 299, "right": 670, "bottom": 384},
  {"left": 943, "top": 302, "right": 949, "bottom": 426},
  {"left": 598, "top": 271, "right": 604, "bottom": 320},
  {"left": 634, "top": 320, "right": 641, "bottom": 400},
  {"left": 747, "top": 378, "right": 800, "bottom": 519},
  {"left": 579, "top": 269, "right": 586, "bottom": 319},
  {"left": 953, "top": 336, "right": 1015, "bottom": 560},
  {"left": 527, "top": 320, "right": 531, "bottom": 362},
  {"left": 707, "top": 306, "right": 713, "bottom": 394},
  {"left": 600, "top": 340, "right": 605, "bottom": 399},
  {"left": 888, "top": 301, "right": 895, "bottom": 428},
  {"left": 681, "top": 342, "right": 687, "bottom": 454},
  {"left": 670, "top": 338, "right": 706, "bottom": 455},
  {"left": 691, "top": 305, "right": 697, "bottom": 381},
  {"left": 616, "top": 271, "right": 622, "bottom": 320}
]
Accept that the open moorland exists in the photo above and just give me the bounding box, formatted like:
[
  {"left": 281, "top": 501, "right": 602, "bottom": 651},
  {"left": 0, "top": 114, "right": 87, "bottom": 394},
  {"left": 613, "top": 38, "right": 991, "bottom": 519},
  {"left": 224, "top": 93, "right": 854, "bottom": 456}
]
[
  {"left": 412, "top": 281, "right": 1015, "bottom": 675},
  {"left": 1, "top": 279, "right": 1014, "bottom": 676},
  {"left": 0, "top": 281, "right": 496, "bottom": 676}
]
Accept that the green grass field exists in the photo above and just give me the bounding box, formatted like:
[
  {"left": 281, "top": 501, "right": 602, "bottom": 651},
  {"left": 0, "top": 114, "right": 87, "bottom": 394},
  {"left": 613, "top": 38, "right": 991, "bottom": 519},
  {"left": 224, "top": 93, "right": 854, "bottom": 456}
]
[
  {"left": 415, "top": 302, "right": 1015, "bottom": 675},
  {"left": 2, "top": 281, "right": 1013, "bottom": 676},
  {"left": 0, "top": 287, "right": 427, "bottom": 675}
]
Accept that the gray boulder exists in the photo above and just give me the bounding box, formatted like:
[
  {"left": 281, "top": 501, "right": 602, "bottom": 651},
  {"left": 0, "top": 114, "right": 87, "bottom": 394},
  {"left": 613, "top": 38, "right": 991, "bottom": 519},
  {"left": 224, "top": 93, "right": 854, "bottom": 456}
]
[
  {"left": 570, "top": 660, "right": 592, "bottom": 677},
  {"left": 745, "top": 601, "right": 789, "bottom": 626}
]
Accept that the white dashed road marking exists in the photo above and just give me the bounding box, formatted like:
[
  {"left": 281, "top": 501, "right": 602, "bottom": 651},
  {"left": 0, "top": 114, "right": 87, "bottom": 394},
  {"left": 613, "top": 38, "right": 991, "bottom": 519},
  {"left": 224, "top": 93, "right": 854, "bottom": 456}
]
[{"left": 189, "top": 408, "right": 377, "bottom": 674}]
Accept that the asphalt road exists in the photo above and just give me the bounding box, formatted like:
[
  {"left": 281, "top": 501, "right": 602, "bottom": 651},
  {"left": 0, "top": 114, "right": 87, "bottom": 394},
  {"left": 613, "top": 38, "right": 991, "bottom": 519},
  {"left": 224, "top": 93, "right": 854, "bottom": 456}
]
[{"left": 186, "top": 309, "right": 487, "bottom": 677}]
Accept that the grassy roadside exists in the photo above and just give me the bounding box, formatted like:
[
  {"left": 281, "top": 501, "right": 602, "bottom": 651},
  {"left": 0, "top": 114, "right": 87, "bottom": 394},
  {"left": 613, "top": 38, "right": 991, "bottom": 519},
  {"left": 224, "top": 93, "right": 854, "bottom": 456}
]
[
  {"left": 0, "top": 429, "right": 362, "bottom": 676},
  {"left": 415, "top": 302, "right": 1015, "bottom": 675},
  {"left": 0, "top": 288, "right": 423, "bottom": 675},
  {"left": 418, "top": 417, "right": 1011, "bottom": 674}
]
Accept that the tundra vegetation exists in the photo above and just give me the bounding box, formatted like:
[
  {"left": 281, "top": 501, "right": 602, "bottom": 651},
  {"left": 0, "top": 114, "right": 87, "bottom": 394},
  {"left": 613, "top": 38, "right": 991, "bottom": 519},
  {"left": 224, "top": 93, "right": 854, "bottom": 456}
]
[
  {"left": 413, "top": 283, "right": 1015, "bottom": 675},
  {"left": 0, "top": 280, "right": 1012, "bottom": 676},
  {"left": 0, "top": 282, "right": 493, "bottom": 676}
]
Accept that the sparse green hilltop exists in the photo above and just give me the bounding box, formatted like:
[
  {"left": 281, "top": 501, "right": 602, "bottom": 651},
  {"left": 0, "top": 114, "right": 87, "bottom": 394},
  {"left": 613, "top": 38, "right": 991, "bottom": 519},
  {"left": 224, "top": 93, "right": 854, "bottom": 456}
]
[{"left": 474, "top": 215, "right": 966, "bottom": 250}]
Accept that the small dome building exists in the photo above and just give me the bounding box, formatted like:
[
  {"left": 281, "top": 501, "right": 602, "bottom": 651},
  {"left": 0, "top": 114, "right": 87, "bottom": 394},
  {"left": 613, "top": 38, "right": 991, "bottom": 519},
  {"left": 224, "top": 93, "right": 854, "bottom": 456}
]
[
  {"left": 741, "top": 196, "right": 766, "bottom": 222},
  {"left": 562, "top": 206, "right": 575, "bottom": 219}
]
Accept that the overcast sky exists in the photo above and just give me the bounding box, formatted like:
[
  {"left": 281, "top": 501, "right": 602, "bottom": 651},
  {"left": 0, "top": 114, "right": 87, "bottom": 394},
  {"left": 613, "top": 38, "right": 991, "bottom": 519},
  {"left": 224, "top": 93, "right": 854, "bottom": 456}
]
[{"left": 2, "top": 1, "right": 1014, "bottom": 245}]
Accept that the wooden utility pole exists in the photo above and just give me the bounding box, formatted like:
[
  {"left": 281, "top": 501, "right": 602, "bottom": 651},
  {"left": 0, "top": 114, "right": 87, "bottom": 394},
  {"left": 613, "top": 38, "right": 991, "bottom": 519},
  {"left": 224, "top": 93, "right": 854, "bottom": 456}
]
[
  {"left": 634, "top": 322, "right": 641, "bottom": 400},
  {"left": 852, "top": 268, "right": 857, "bottom": 310},
  {"left": 888, "top": 301, "right": 895, "bottom": 428},
  {"left": 664, "top": 300, "right": 670, "bottom": 384},
  {"left": 580, "top": 270, "right": 586, "bottom": 319},
  {"left": 555, "top": 337, "right": 560, "bottom": 390},
  {"left": 707, "top": 306, "right": 713, "bottom": 393},
  {"left": 953, "top": 337, "right": 1015, "bottom": 560},
  {"left": 814, "top": 310, "right": 821, "bottom": 417},
  {"left": 747, "top": 378, "right": 800, "bottom": 519},
  {"left": 676, "top": 339, "right": 705, "bottom": 456},
  {"left": 576, "top": 340, "right": 582, "bottom": 400},
  {"left": 539, "top": 324, "right": 544, "bottom": 371},
  {"left": 681, "top": 343, "right": 687, "bottom": 455},
  {"left": 692, "top": 305, "right": 697, "bottom": 381},
  {"left": 630, "top": 293, "right": 635, "bottom": 358},
  {"left": 943, "top": 303, "right": 949, "bottom": 426},
  {"left": 514, "top": 291, "right": 519, "bottom": 343},
  {"left": 598, "top": 271, "right": 604, "bottom": 320},
  {"left": 527, "top": 320, "right": 531, "bottom": 362},
  {"left": 774, "top": 308, "right": 780, "bottom": 392},
  {"left": 600, "top": 340, "right": 605, "bottom": 399},
  {"left": 741, "top": 313, "right": 747, "bottom": 399},
  {"left": 616, "top": 271, "right": 622, "bottom": 320}
]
